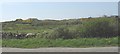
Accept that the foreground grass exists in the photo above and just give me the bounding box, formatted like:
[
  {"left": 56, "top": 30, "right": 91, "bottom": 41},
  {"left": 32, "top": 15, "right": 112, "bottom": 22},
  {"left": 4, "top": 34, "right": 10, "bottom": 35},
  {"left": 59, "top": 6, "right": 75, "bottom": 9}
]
[{"left": 2, "top": 37, "right": 118, "bottom": 48}]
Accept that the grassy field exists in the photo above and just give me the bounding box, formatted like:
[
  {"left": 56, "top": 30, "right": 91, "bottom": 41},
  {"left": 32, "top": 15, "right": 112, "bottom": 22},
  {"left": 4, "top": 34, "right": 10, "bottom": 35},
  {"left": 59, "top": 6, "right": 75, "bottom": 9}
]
[
  {"left": 2, "top": 37, "right": 118, "bottom": 48},
  {"left": 2, "top": 17, "right": 119, "bottom": 48}
]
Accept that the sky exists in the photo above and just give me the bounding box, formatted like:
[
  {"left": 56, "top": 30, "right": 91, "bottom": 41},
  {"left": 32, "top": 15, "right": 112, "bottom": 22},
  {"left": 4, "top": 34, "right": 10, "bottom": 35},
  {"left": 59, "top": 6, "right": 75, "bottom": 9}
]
[
  {"left": 1, "top": 2, "right": 118, "bottom": 22},
  {"left": 0, "top": 0, "right": 120, "bottom": 2}
]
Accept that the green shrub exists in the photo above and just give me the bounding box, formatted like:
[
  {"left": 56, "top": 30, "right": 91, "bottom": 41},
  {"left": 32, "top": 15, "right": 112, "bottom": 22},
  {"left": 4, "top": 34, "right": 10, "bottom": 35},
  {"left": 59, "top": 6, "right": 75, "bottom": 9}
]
[
  {"left": 50, "top": 27, "right": 70, "bottom": 39},
  {"left": 41, "top": 27, "right": 74, "bottom": 39},
  {"left": 78, "top": 18, "right": 118, "bottom": 38}
]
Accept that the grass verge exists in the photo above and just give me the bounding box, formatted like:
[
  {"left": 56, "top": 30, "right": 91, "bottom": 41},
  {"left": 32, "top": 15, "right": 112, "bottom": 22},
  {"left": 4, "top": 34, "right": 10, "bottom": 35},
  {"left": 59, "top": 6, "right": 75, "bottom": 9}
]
[{"left": 2, "top": 37, "right": 118, "bottom": 48}]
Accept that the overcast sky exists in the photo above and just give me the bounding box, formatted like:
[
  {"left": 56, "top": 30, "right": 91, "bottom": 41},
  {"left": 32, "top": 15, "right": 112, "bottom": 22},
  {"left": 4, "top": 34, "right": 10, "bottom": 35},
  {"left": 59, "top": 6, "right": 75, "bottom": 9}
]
[{"left": 1, "top": 2, "right": 118, "bottom": 22}]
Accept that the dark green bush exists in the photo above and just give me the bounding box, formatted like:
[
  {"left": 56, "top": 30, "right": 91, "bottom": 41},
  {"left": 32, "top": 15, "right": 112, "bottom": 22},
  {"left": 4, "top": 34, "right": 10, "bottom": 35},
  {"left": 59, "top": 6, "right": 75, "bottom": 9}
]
[
  {"left": 78, "top": 18, "right": 118, "bottom": 38},
  {"left": 41, "top": 27, "right": 75, "bottom": 39},
  {"left": 50, "top": 27, "right": 70, "bottom": 39}
]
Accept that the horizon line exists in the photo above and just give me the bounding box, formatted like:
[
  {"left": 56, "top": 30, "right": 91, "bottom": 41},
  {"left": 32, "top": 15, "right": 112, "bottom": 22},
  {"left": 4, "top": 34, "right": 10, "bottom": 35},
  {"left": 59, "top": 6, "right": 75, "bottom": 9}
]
[{"left": 1, "top": 15, "right": 118, "bottom": 22}]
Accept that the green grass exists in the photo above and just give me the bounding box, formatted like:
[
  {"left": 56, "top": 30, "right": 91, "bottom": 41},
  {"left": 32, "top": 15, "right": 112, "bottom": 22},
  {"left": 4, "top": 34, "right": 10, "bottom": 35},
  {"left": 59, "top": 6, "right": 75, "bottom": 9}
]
[
  {"left": 3, "top": 25, "right": 69, "bottom": 33},
  {"left": 0, "top": 39, "right": 2, "bottom": 46},
  {"left": 2, "top": 37, "right": 118, "bottom": 48}
]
